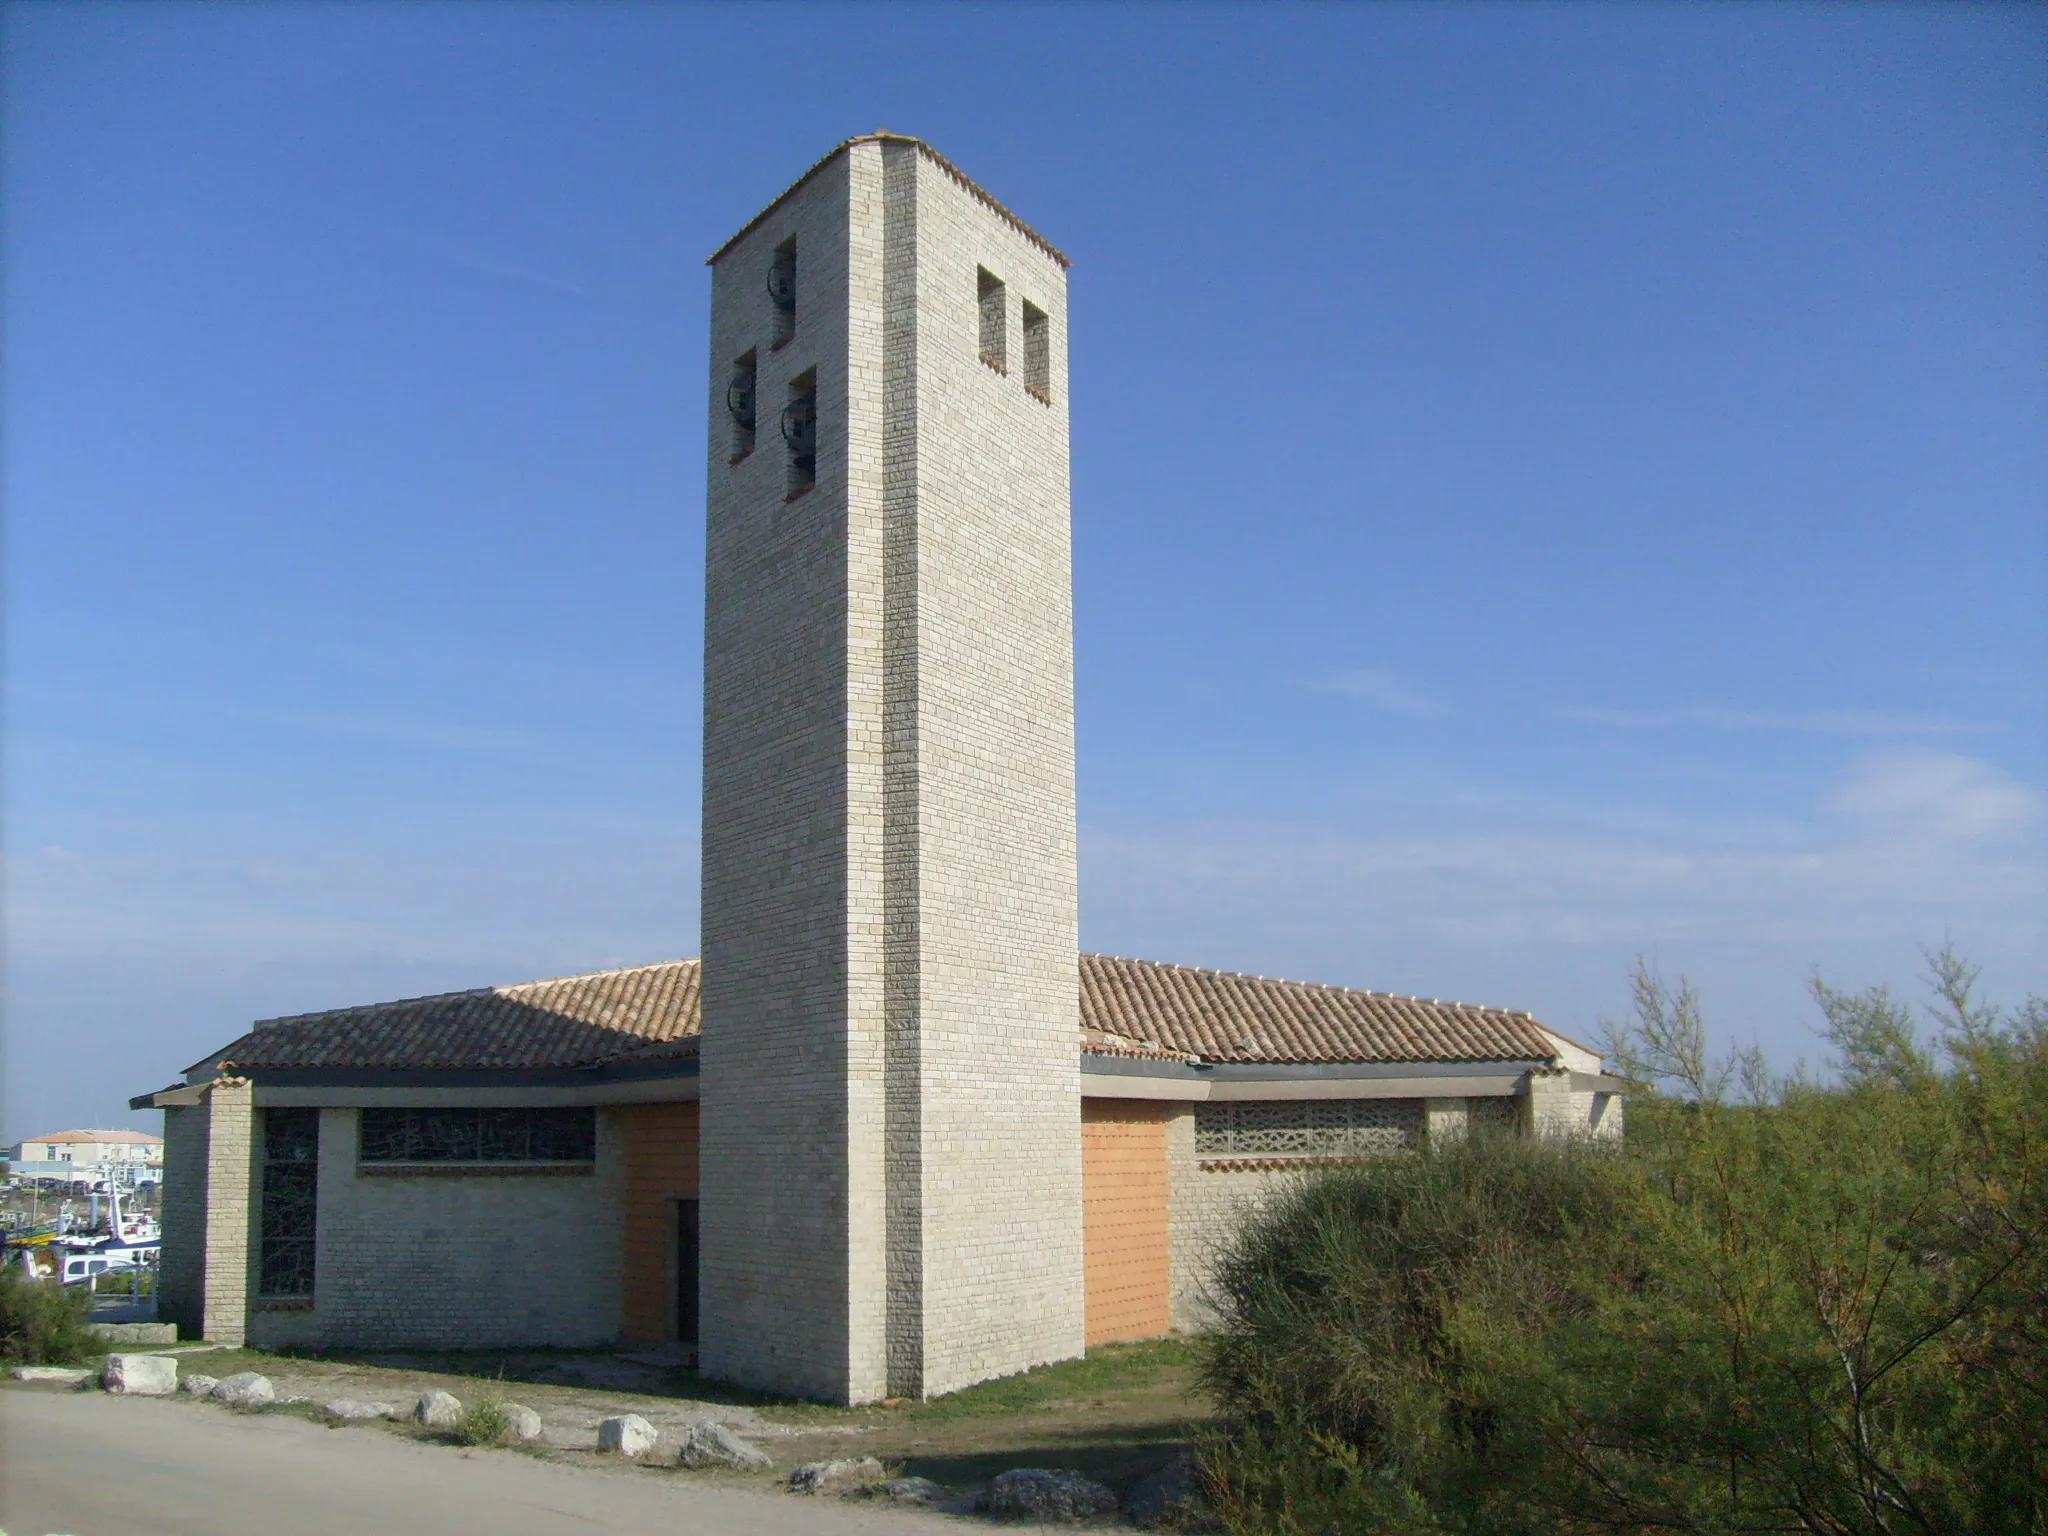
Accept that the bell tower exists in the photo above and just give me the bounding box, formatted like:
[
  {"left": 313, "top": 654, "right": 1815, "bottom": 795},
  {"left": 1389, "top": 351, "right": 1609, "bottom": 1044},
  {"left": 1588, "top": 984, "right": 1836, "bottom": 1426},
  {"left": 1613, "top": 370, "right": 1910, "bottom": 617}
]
[{"left": 697, "top": 136, "right": 1084, "bottom": 1403}]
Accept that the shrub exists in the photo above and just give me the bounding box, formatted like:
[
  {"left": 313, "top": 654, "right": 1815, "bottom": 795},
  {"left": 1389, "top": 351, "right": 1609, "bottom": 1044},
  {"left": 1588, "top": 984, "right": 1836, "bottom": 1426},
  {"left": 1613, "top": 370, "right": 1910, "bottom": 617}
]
[
  {"left": 454, "top": 1397, "right": 512, "bottom": 1446},
  {"left": 1198, "top": 949, "right": 2047, "bottom": 1536},
  {"left": 0, "top": 1264, "right": 107, "bottom": 1367}
]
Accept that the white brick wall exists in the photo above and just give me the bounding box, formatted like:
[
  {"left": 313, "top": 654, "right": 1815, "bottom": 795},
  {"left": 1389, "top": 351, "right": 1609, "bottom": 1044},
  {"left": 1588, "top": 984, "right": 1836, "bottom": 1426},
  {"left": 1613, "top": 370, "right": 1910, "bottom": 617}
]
[
  {"left": 700, "top": 139, "right": 1083, "bottom": 1403},
  {"left": 249, "top": 1107, "right": 625, "bottom": 1351}
]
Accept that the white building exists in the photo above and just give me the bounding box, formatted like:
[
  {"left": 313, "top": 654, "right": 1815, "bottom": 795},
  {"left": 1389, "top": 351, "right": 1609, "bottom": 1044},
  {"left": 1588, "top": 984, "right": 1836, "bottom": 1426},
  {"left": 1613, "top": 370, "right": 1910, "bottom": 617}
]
[{"left": 8, "top": 1128, "right": 164, "bottom": 1186}]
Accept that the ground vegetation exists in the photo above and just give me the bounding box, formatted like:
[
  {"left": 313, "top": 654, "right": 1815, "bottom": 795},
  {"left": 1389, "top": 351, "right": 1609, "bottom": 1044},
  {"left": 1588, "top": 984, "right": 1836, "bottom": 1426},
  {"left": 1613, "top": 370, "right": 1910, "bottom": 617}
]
[{"left": 1198, "top": 946, "right": 2046, "bottom": 1536}]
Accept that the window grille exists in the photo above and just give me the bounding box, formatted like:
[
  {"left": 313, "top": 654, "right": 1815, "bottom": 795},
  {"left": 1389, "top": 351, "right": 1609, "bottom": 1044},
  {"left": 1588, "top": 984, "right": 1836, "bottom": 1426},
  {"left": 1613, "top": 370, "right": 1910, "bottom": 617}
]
[
  {"left": 1194, "top": 1099, "right": 1422, "bottom": 1157},
  {"left": 358, "top": 1108, "right": 595, "bottom": 1165},
  {"left": 258, "top": 1108, "right": 319, "bottom": 1298},
  {"left": 1468, "top": 1097, "right": 1519, "bottom": 1130}
]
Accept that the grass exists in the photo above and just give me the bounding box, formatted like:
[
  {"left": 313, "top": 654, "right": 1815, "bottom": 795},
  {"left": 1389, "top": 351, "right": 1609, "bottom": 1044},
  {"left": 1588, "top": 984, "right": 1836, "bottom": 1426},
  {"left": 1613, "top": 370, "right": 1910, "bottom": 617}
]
[{"left": 145, "top": 1334, "right": 1212, "bottom": 1502}]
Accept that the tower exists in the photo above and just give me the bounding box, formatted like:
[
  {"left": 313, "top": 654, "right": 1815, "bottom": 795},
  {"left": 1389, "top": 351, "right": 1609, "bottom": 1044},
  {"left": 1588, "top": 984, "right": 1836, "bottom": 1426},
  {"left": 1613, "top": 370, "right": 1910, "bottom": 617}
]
[{"left": 698, "top": 136, "right": 1083, "bottom": 1402}]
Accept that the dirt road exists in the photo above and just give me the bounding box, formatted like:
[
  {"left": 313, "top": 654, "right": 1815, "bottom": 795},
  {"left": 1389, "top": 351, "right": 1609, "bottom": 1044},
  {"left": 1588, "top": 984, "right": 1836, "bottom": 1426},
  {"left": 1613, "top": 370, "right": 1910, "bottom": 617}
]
[{"left": 1, "top": 1388, "right": 949, "bottom": 1536}]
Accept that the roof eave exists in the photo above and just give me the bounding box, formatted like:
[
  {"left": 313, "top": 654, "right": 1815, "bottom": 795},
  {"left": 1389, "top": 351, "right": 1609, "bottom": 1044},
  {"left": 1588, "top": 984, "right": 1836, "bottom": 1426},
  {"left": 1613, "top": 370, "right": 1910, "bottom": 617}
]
[{"left": 704, "top": 133, "right": 1070, "bottom": 270}]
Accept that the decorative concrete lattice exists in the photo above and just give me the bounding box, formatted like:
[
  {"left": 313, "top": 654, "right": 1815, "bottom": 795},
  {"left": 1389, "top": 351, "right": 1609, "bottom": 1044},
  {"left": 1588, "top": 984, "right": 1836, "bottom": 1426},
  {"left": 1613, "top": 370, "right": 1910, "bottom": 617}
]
[{"left": 1195, "top": 1099, "right": 1422, "bottom": 1157}]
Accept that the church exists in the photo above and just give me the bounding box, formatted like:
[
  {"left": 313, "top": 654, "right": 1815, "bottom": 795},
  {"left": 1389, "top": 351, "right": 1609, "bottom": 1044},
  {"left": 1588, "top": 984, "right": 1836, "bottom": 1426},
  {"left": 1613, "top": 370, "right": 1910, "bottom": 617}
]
[{"left": 133, "top": 136, "right": 1622, "bottom": 1406}]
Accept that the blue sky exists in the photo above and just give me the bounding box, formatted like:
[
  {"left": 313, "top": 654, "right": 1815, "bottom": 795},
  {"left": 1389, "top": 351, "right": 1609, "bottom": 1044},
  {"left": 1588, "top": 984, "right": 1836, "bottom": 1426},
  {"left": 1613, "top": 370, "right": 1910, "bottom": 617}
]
[{"left": 4, "top": 3, "right": 2043, "bottom": 1138}]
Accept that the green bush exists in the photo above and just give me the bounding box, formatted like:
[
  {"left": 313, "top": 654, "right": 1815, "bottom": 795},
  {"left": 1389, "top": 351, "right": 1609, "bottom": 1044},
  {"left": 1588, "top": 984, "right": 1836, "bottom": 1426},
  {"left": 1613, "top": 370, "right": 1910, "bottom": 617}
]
[
  {"left": 454, "top": 1397, "right": 512, "bottom": 1445},
  {"left": 1198, "top": 948, "right": 2047, "bottom": 1536},
  {"left": 0, "top": 1265, "right": 107, "bottom": 1367}
]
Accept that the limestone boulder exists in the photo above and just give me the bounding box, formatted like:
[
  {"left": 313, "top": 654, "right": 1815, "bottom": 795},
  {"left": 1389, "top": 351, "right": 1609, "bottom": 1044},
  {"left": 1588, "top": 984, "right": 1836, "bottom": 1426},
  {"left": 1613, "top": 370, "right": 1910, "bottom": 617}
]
[
  {"left": 879, "top": 1476, "right": 947, "bottom": 1505},
  {"left": 977, "top": 1468, "right": 1119, "bottom": 1522},
  {"left": 324, "top": 1399, "right": 398, "bottom": 1421},
  {"left": 790, "top": 1455, "right": 885, "bottom": 1493},
  {"left": 411, "top": 1389, "right": 463, "bottom": 1428},
  {"left": 501, "top": 1403, "right": 543, "bottom": 1442},
  {"left": 102, "top": 1353, "right": 178, "bottom": 1396},
  {"left": 676, "top": 1420, "right": 771, "bottom": 1470},
  {"left": 10, "top": 1365, "right": 93, "bottom": 1387},
  {"left": 210, "top": 1372, "right": 276, "bottom": 1408},
  {"left": 179, "top": 1373, "right": 219, "bottom": 1396},
  {"left": 597, "top": 1413, "right": 658, "bottom": 1457}
]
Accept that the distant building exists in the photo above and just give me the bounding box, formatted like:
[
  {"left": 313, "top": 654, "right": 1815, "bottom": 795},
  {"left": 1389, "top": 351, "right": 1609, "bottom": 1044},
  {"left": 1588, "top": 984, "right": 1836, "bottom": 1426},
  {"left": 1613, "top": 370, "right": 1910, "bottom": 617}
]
[
  {"left": 7, "top": 1128, "right": 164, "bottom": 1186},
  {"left": 130, "top": 138, "right": 1624, "bottom": 1401}
]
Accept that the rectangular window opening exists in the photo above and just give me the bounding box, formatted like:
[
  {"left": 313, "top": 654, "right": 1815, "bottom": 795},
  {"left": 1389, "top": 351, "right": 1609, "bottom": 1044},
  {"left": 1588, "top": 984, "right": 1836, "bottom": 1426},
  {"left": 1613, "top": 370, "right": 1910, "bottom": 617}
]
[
  {"left": 1022, "top": 300, "right": 1051, "bottom": 402},
  {"left": 768, "top": 238, "right": 796, "bottom": 348},
  {"left": 783, "top": 369, "right": 817, "bottom": 498},
  {"left": 1194, "top": 1099, "right": 1422, "bottom": 1159},
  {"left": 358, "top": 1107, "right": 596, "bottom": 1167},
  {"left": 727, "top": 350, "right": 757, "bottom": 461},
  {"left": 258, "top": 1108, "right": 319, "bottom": 1299},
  {"left": 978, "top": 267, "right": 1007, "bottom": 373}
]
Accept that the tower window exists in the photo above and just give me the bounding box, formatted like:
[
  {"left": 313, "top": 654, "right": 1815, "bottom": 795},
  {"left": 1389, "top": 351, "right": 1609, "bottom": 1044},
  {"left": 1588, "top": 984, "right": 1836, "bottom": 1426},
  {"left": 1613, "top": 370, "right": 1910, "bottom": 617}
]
[
  {"left": 1022, "top": 300, "right": 1051, "bottom": 403},
  {"left": 782, "top": 369, "right": 817, "bottom": 498},
  {"left": 978, "top": 267, "right": 1007, "bottom": 373},
  {"left": 726, "top": 351, "right": 757, "bottom": 461},
  {"left": 767, "top": 238, "right": 796, "bottom": 348}
]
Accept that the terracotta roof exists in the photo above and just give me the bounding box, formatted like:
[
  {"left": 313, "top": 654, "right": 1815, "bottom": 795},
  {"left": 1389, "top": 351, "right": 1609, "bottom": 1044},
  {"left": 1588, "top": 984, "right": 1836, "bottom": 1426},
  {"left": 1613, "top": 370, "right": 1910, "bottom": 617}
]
[
  {"left": 17, "top": 1129, "right": 162, "bottom": 1146},
  {"left": 192, "top": 954, "right": 1562, "bottom": 1076},
  {"left": 197, "top": 961, "right": 702, "bottom": 1075},
  {"left": 1080, "top": 954, "right": 1561, "bottom": 1065},
  {"left": 706, "top": 132, "right": 1071, "bottom": 270}
]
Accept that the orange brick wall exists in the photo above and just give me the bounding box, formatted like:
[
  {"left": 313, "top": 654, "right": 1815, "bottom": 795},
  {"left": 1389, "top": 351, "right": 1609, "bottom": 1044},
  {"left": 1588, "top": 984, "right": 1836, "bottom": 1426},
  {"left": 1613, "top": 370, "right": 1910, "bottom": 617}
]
[
  {"left": 619, "top": 1101, "right": 699, "bottom": 1343},
  {"left": 1081, "top": 1099, "right": 1172, "bottom": 1345}
]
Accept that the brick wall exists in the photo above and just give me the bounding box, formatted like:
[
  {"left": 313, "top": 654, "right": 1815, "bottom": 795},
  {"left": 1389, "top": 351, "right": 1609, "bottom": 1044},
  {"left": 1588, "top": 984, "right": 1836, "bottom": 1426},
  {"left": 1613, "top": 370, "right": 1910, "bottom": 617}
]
[
  {"left": 700, "top": 138, "right": 1083, "bottom": 1403},
  {"left": 619, "top": 1102, "right": 699, "bottom": 1343},
  {"left": 1082, "top": 1100, "right": 1171, "bottom": 1345},
  {"left": 249, "top": 1106, "right": 625, "bottom": 1351}
]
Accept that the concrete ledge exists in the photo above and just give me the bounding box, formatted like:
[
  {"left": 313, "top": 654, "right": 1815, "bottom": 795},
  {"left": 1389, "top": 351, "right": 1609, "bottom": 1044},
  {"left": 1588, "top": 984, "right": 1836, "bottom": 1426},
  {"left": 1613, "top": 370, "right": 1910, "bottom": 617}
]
[{"left": 86, "top": 1322, "right": 177, "bottom": 1345}]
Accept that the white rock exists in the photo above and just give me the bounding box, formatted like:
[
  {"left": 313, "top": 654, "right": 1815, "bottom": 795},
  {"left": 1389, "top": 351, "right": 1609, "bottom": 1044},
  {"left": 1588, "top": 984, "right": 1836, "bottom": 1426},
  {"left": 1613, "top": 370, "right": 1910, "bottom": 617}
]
[
  {"left": 102, "top": 1353, "right": 178, "bottom": 1396},
  {"left": 210, "top": 1372, "right": 276, "bottom": 1408},
  {"left": 977, "top": 1468, "right": 1119, "bottom": 1522},
  {"left": 9, "top": 1365, "right": 93, "bottom": 1386},
  {"left": 179, "top": 1373, "right": 219, "bottom": 1395},
  {"left": 790, "top": 1456, "right": 886, "bottom": 1493},
  {"left": 323, "top": 1398, "right": 396, "bottom": 1420},
  {"left": 501, "top": 1403, "right": 543, "bottom": 1442},
  {"left": 597, "top": 1413, "right": 657, "bottom": 1457},
  {"left": 677, "top": 1420, "right": 771, "bottom": 1470},
  {"left": 411, "top": 1389, "right": 463, "bottom": 1428}
]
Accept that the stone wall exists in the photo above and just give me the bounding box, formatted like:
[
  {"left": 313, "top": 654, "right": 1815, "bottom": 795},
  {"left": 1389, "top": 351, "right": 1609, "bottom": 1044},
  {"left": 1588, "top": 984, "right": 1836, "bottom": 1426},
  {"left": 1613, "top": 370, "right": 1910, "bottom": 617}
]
[
  {"left": 1164, "top": 1105, "right": 1306, "bottom": 1334},
  {"left": 249, "top": 1106, "right": 625, "bottom": 1351},
  {"left": 699, "top": 137, "right": 1082, "bottom": 1403}
]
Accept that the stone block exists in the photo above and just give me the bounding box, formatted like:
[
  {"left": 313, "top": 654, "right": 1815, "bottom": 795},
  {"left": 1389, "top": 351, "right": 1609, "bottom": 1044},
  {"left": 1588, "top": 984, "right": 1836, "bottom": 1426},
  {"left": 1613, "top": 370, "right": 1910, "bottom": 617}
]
[
  {"left": 210, "top": 1371, "right": 275, "bottom": 1408},
  {"left": 102, "top": 1353, "right": 178, "bottom": 1396},
  {"left": 597, "top": 1413, "right": 657, "bottom": 1457},
  {"left": 790, "top": 1455, "right": 884, "bottom": 1492},
  {"left": 501, "top": 1403, "right": 543, "bottom": 1442},
  {"left": 323, "top": 1399, "right": 397, "bottom": 1420},
  {"left": 10, "top": 1365, "right": 93, "bottom": 1387},
  {"left": 676, "top": 1420, "right": 769, "bottom": 1469},
  {"left": 411, "top": 1389, "right": 462, "bottom": 1428},
  {"left": 87, "top": 1322, "right": 178, "bottom": 1345},
  {"left": 977, "top": 1468, "right": 1118, "bottom": 1522}
]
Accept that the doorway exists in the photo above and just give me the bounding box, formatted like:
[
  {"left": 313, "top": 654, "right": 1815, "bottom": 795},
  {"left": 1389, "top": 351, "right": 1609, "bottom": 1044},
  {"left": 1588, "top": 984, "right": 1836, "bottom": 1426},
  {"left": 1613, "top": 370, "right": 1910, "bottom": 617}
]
[{"left": 675, "top": 1198, "right": 699, "bottom": 1344}]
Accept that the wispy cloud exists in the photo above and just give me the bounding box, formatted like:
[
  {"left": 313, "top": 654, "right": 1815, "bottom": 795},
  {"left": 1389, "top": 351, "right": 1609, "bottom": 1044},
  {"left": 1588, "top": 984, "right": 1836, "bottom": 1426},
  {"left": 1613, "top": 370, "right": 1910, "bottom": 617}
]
[
  {"left": 1554, "top": 705, "right": 1972, "bottom": 737},
  {"left": 1310, "top": 668, "right": 1450, "bottom": 719}
]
